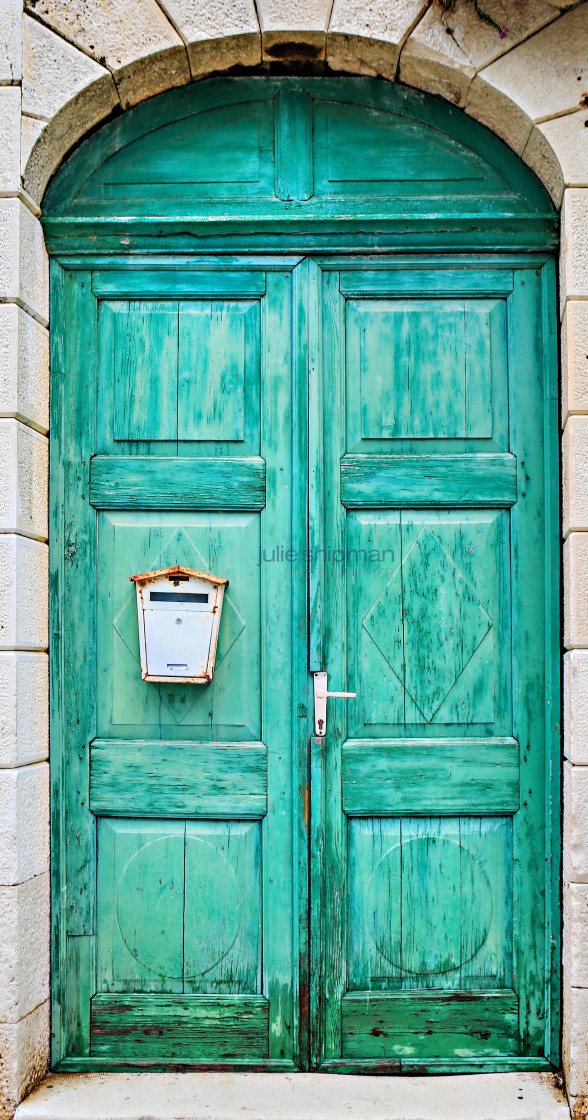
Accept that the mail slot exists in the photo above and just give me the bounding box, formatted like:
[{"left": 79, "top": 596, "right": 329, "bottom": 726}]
[{"left": 130, "top": 565, "right": 229, "bottom": 684}]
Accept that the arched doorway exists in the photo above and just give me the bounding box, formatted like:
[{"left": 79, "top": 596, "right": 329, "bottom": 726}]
[{"left": 45, "top": 75, "right": 560, "bottom": 1073}]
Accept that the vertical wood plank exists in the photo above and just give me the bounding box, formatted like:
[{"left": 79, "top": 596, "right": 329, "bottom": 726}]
[
  {"left": 274, "top": 86, "right": 313, "bottom": 202},
  {"left": 310, "top": 734, "right": 325, "bottom": 1068},
  {"left": 96, "top": 820, "right": 185, "bottom": 994},
  {"left": 400, "top": 818, "right": 461, "bottom": 990},
  {"left": 183, "top": 821, "right": 261, "bottom": 994},
  {"left": 50, "top": 259, "right": 67, "bottom": 1065},
  {"left": 309, "top": 258, "right": 324, "bottom": 672},
  {"left": 178, "top": 301, "right": 254, "bottom": 442},
  {"left": 507, "top": 268, "right": 547, "bottom": 1055},
  {"left": 291, "top": 259, "right": 311, "bottom": 1069},
  {"left": 113, "top": 301, "right": 178, "bottom": 442},
  {"left": 60, "top": 269, "right": 99, "bottom": 1055},
  {"left": 320, "top": 267, "right": 348, "bottom": 1061},
  {"left": 540, "top": 258, "right": 561, "bottom": 1068},
  {"left": 261, "top": 269, "right": 295, "bottom": 1061}
]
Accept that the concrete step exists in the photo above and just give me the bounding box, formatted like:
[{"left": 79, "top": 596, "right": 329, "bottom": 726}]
[{"left": 15, "top": 1072, "right": 570, "bottom": 1120}]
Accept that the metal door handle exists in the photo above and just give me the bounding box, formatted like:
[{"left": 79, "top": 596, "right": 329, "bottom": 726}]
[{"left": 313, "top": 671, "right": 356, "bottom": 736}]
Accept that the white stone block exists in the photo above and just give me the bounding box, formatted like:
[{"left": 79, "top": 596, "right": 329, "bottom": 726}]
[
  {"left": 478, "top": 5, "right": 588, "bottom": 123},
  {"left": 10, "top": 1069, "right": 572, "bottom": 1120},
  {"left": 158, "top": 0, "right": 261, "bottom": 77},
  {"left": 565, "top": 881, "right": 588, "bottom": 988},
  {"left": 22, "top": 15, "right": 117, "bottom": 126},
  {"left": 464, "top": 75, "right": 532, "bottom": 155},
  {"left": 565, "top": 651, "right": 588, "bottom": 766},
  {"left": 522, "top": 125, "right": 565, "bottom": 208},
  {"left": 399, "top": 27, "right": 474, "bottom": 107},
  {"left": 0, "top": 764, "right": 49, "bottom": 886},
  {"left": 563, "top": 301, "right": 588, "bottom": 420},
  {"left": 0, "top": 1002, "right": 49, "bottom": 1117},
  {"left": 0, "top": 0, "right": 23, "bottom": 83},
  {"left": 526, "top": 109, "right": 588, "bottom": 208},
  {"left": 0, "top": 201, "right": 48, "bottom": 325},
  {"left": 564, "top": 984, "right": 588, "bottom": 1100},
  {"left": 403, "top": 0, "right": 555, "bottom": 78},
  {"left": 23, "top": 0, "right": 190, "bottom": 109},
  {"left": 565, "top": 533, "right": 588, "bottom": 649},
  {"left": 328, "top": 0, "right": 426, "bottom": 80},
  {"left": 0, "top": 536, "right": 48, "bottom": 652},
  {"left": 0, "top": 306, "right": 49, "bottom": 434},
  {"left": 257, "top": 0, "right": 331, "bottom": 58},
  {"left": 563, "top": 417, "right": 588, "bottom": 537},
  {"left": 0, "top": 87, "right": 22, "bottom": 196},
  {"left": 0, "top": 873, "right": 49, "bottom": 1023},
  {"left": 20, "top": 119, "right": 47, "bottom": 185},
  {"left": 0, "top": 653, "right": 48, "bottom": 769},
  {"left": 561, "top": 190, "right": 588, "bottom": 310},
  {"left": 21, "top": 15, "right": 120, "bottom": 204},
  {"left": 0, "top": 420, "right": 48, "bottom": 539},
  {"left": 564, "top": 760, "right": 588, "bottom": 884}
]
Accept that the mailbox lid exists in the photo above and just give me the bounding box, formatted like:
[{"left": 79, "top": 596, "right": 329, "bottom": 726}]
[{"left": 142, "top": 573, "right": 220, "bottom": 613}]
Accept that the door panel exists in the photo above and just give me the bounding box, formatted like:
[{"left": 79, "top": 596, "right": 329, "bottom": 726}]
[
  {"left": 96, "top": 818, "right": 262, "bottom": 994},
  {"left": 313, "top": 260, "right": 559, "bottom": 1071},
  {"left": 97, "top": 511, "right": 261, "bottom": 739},
  {"left": 53, "top": 260, "right": 304, "bottom": 1068}
]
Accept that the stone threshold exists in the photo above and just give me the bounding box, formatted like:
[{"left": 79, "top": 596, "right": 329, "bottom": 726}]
[{"left": 14, "top": 1071, "right": 570, "bottom": 1120}]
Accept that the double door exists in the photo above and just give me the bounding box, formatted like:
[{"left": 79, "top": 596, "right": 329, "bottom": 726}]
[{"left": 51, "top": 253, "right": 559, "bottom": 1071}]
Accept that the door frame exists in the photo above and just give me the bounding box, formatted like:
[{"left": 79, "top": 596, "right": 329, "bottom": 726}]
[{"left": 49, "top": 247, "right": 560, "bottom": 1074}]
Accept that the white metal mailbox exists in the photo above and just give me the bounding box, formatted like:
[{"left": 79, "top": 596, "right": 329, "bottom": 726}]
[{"left": 130, "top": 565, "right": 229, "bottom": 684}]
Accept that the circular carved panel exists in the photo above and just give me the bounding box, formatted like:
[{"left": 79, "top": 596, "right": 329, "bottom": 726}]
[
  {"left": 116, "top": 834, "right": 241, "bottom": 980},
  {"left": 367, "top": 836, "right": 493, "bottom": 976}
]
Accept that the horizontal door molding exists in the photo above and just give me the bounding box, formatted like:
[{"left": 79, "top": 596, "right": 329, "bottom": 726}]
[
  {"left": 92, "top": 271, "right": 267, "bottom": 298},
  {"left": 90, "top": 740, "right": 268, "bottom": 818},
  {"left": 340, "top": 454, "right": 517, "bottom": 508},
  {"left": 342, "top": 738, "right": 519, "bottom": 815},
  {"left": 89, "top": 456, "right": 266, "bottom": 509},
  {"left": 339, "top": 269, "right": 514, "bottom": 298},
  {"left": 91, "top": 994, "right": 269, "bottom": 1060},
  {"left": 341, "top": 990, "right": 519, "bottom": 1060}
]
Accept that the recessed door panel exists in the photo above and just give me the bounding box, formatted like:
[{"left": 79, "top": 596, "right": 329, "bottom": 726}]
[
  {"left": 96, "top": 818, "right": 262, "bottom": 995},
  {"left": 97, "top": 511, "right": 261, "bottom": 740},
  {"left": 347, "top": 509, "right": 511, "bottom": 735}
]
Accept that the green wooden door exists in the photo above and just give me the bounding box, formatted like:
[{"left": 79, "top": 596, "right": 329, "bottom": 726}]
[
  {"left": 53, "top": 252, "right": 559, "bottom": 1073},
  {"left": 51, "top": 258, "right": 309, "bottom": 1069},
  {"left": 48, "top": 76, "right": 560, "bottom": 1076},
  {"left": 309, "top": 258, "right": 560, "bottom": 1072}
]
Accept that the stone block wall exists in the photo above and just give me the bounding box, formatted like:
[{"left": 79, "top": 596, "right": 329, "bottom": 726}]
[{"left": 0, "top": 0, "right": 587, "bottom": 1114}]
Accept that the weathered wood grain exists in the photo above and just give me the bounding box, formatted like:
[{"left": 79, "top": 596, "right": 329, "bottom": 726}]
[
  {"left": 92, "top": 271, "right": 266, "bottom": 299},
  {"left": 342, "top": 738, "right": 519, "bottom": 815},
  {"left": 90, "top": 740, "right": 267, "bottom": 817},
  {"left": 340, "top": 454, "right": 517, "bottom": 508},
  {"left": 89, "top": 456, "right": 266, "bottom": 509},
  {"left": 341, "top": 991, "right": 519, "bottom": 1060},
  {"left": 90, "top": 994, "right": 269, "bottom": 1060}
]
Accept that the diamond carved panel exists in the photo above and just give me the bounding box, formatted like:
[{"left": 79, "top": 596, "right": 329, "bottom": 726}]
[
  {"left": 363, "top": 526, "right": 492, "bottom": 722},
  {"left": 113, "top": 527, "right": 245, "bottom": 726}
]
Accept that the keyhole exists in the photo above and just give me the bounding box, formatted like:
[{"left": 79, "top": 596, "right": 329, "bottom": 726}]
[
  {"left": 175, "top": 618, "right": 182, "bottom": 625},
  {"left": 318, "top": 718, "right": 324, "bottom": 732}
]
